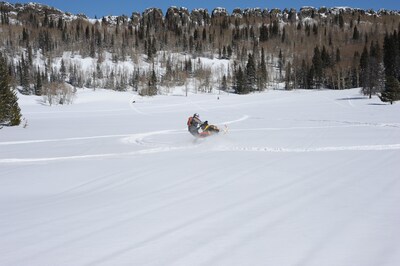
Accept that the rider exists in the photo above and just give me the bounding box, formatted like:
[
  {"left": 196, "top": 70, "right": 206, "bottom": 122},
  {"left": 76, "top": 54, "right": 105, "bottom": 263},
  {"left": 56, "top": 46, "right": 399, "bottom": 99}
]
[{"left": 187, "top": 113, "right": 209, "bottom": 137}]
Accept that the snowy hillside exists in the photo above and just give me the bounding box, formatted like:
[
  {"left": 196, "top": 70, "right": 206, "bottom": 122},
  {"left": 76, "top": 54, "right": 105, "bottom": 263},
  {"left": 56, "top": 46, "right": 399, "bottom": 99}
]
[{"left": 1, "top": 88, "right": 400, "bottom": 265}]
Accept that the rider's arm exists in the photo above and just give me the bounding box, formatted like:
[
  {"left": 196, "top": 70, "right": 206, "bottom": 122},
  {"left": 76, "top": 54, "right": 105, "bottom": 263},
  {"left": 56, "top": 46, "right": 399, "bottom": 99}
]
[{"left": 193, "top": 117, "right": 202, "bottom": 127}]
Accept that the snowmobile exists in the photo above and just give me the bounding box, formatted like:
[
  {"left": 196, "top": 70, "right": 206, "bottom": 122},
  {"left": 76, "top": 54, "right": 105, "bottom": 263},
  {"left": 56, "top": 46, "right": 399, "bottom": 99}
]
[{"left": 198, "top": 121, "right": 220, "bottom": 138}]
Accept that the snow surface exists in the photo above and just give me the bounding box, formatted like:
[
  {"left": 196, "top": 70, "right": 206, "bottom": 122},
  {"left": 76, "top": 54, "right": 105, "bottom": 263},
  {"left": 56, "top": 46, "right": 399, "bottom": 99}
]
[{"left": 1, "top": 88, "right": 400, "bottom": 266}]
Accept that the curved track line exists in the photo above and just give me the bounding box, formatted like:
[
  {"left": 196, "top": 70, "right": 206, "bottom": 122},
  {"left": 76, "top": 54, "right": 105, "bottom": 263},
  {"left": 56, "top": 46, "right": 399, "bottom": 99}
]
[
  {"left": 120, "top": 129, "right": 184, "bottom": 146},
  {"left": 0, "top": 129, "right": 183, "bottom": 146},
  {"left": 0, "top": 146, "right": 188, "bottom": 164},
  {"left": 220, "top": 115, "right": 249, "bottom": 125},
  {"left": 0, "top": 115, "right": 248, "bottom": 147},
  {"left": 0, "top": 134, "right": 132, "bottom": 146}
]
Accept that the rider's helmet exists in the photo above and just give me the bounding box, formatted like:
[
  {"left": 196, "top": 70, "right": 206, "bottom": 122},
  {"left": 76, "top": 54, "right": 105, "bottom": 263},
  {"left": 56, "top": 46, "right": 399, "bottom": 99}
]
[{"left": 193, "top": 113, "right": 199, "bottom": 118}]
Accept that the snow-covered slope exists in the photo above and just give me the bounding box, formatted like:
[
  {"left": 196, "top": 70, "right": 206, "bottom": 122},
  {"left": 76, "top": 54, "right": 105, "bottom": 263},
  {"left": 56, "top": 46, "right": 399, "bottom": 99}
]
[{"left": 1, "top": 88, "right": 399, "bottom": 265}]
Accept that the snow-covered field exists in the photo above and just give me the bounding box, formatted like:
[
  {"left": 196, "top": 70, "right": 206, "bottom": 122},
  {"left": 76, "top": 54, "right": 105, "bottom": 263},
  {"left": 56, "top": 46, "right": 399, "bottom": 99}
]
[{"left": 1, "top": 88, "right": 399, "bottom": 266}]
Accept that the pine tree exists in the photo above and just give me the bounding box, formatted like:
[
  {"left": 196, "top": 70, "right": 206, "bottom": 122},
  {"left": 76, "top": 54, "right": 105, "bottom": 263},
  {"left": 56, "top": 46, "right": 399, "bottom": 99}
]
[
  {"left": 221, "top": 74, "right": 228, "bottom": 91},
  {"left": 361, "top": 42, "right": 385, "bottom": 98},
  {"left": 360, "top": 45, "right": 370, "bottom": 89},
  {"left": 380, "top": 76, "right": 400, "bottom": 104},
  {"left": 227, "top": 45, "right": 233, "bottom": 59},
  {"left": 235, "top": 66, "right": 246, "bottom": 94},
  {"left": 150, "top": 69, "right": 158, "bottom": 95},
  {"left": 270, "top": 20, "right": 279, "bottom": 37},
  {"left": 0, "top": 53, "right": 22, "bottom": 126},
  {"left": 60, "top": 59, "right": 66, "bottom": 81},
  {"left": 278, "top": 49, "right": 284, "bottom": 80},
  {"left": 383, "top": 32, "right": 400, "bottom": 79},
  {"left": 312, "top": 46, "right": 323, "bottom": 88},
  {"left": 146, "top": 37, "right": 153, "bottom": 61},
  {"left": 307, "top": 65, "right": 315, "bottom": 89},
  {"left": 352, "top": 26, "right": 360, "bottom": 40},
  {"left": 259, "top": 24, "right": 269, "bottom": 42},
  {"left": 257, "top": 47, "right": 268, "bottom": 91},
  {"left": 19, "top": 54, "right": 30, "bottom": 94},
  {"left": 69, "top": 64, "right": 77, "bottom": 87},
  {"left": 35, "top": 68, "right": 42, "bottom": 96},
  {"left": 336, "top": 48, "right": 341, "bottom": 63},
  {"left": 321, "top": 46, "right": 331, "bottom": 69},
  {"left": 298, "top": 59, "right": 308, "bottom": 89},
  {"left": 246, "top": 53, "right": 256, "bottom": 92},
  {"left": 285, "top": 61, "right": 292, "bottom": 90}
]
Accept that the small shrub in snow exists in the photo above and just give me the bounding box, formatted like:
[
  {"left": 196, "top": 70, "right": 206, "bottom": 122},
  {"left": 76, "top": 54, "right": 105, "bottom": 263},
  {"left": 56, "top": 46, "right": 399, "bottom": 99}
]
[{"left": 42, "top": 82, "right": 76, "bottom": 106}]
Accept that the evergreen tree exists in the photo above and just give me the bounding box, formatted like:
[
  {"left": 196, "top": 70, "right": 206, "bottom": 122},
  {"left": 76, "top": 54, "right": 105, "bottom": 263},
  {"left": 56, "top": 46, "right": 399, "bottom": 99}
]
[
  {"left": 105, "top": 70, "right": 115, "bottom": 89},
  {"left": 307, "top": 65, "right": 315, "bottom": 89},
  {"left": 312, "top": 46, "right": 323, "bottom": 88},
  {"left": 96, "top": 63, "right": 103, "bottom": 79},
  {"left": 151, "top": 36, "right": 157, "bottom": 57},
  {"left": 270, "top": 20, "right": 279, "bottom": 37},
  {"left": 361, "top": 42, "right": 385, "bottom": 98},
  {"left": 285, "top": 61, "right": 292, "bottom": 90},
  {"left": 0, "top": 53, "right": 22, "bottom": 126},
  {"left": 381, "top": 31, "right": 400, "bottom": 104},
  {"left": 221, "top": 74, "right": 228, "bottom": 91},
  {"left": 246, "top": 53, "right": 256, "bottom": 92},
  {"left": 259, "top": 24, "right": 269, "bottom": 42},
  {"left": 380, "top": 76, "right": 400, "bottom": 104},
  {"left": 149, "top": 69, "right": 158, "bottom": 95},
  {"left": 336, "top": 48, "right": 341, "bottom": 63},
  {"left": 35, "top": 68, "right": 42, "bottom": 96},
  {"left": 312, "top": 24, "right": 318, "bottom": 35},
  {"left": 360, "top": 45, "right": 370, "bottom": 89},
  {"left": 350, "top": 51, "right": 361, "bottom": 87},
  {"left": 352, "top": 26, "right": 360, "bottom": 40},
  {"left": 278, "top": 49, "right": 284, "bottom": 80},
  {"left": 131, "top": 69, "right": 139, "bottom": 91},
  {"left": 298, "top": 59, "right": 308, "bottom": 89},
  {"left": 19, "top": 54, "right": 30, "bottom": 94},
  {"left": 235, "top": 66, "right": 246, "bottom": 94},
  {"left": 164, "top": 57, "right": 173, "bottom": 82},
  {"left": 227, "top": 45, "right": 233, "bottom": 59},
  {"left": 383, "top": 32, "right": 399, "bottom": 79},
  {"left": 60, "top": 59, "right": 66, "bottom": 81},
  {"left": 184, "top": 58, "right": 192, "bottom": 74},
  {"left": 222, "top": 46, "right": 227, "bottom": 59},
  {"left": 257, "top": 47, "right": 268, "bottom": 91},
  {"left": 321, "top": 46, "right": 331, "bottom": 69},
  {"left": 69, "top": 64, "right": 77, "bottom": 86}
]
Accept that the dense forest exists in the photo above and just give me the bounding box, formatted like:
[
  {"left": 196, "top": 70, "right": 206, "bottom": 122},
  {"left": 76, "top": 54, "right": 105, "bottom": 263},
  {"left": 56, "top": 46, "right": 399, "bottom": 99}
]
[{"left": 0, "top": 2, "right": 400, "bottom": 112}]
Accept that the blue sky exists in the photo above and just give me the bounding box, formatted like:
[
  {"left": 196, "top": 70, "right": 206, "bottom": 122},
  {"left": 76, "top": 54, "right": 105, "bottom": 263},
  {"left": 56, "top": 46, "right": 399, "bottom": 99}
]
[{"left": 7, "top": 0, "right": 399, "bottom": 18}]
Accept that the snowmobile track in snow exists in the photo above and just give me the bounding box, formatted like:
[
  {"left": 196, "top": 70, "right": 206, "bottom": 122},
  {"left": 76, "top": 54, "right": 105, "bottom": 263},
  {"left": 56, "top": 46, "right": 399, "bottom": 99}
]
[
  {"left": 1, "top": 137, "right": 400, "bottom": 165},
  {"left": 1, "top": 115, "right": 399, "bottom": 164}
]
